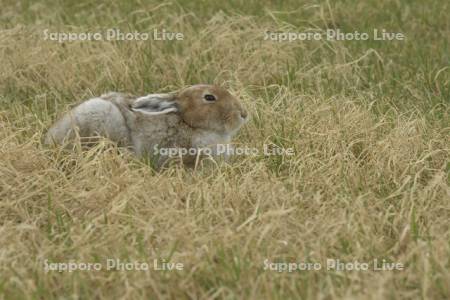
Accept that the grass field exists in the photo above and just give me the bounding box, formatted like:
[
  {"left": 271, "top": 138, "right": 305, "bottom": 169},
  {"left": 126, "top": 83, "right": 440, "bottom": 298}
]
[{"left": 0, "top": 0, "right": 449, "bottom": 299}]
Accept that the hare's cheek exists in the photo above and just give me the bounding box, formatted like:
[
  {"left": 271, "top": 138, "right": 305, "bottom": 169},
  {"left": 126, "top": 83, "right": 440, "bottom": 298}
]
[
  {"left": 182, "top": 111, "right": 197, "bottom": 125},
  {"left": 183, "top": 113, "right": 209, "bottom": 129},
  {"left": 223, "top": 115, "right": 240, "bottom": 133}
]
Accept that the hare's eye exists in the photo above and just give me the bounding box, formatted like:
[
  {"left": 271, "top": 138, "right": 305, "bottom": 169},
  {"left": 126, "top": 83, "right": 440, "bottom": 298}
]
[{"left": 204, "top": 94, "right": 216, "bottom": 102}]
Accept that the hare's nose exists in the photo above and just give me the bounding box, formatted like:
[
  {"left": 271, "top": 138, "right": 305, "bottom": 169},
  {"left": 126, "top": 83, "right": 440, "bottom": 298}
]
[{"left": 240, "top": 110, "right": 248, "bottom": 119}]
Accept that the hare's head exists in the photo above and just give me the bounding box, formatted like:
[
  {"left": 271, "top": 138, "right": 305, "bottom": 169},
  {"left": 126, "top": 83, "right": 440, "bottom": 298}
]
[{"left": 132, "top": 84, "right": 248, "bottom": 136}]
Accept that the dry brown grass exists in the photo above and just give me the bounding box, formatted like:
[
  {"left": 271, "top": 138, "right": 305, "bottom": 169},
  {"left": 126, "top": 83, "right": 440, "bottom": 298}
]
[{"left": 0, "top": 0, "right": 449, "bottom": 299}]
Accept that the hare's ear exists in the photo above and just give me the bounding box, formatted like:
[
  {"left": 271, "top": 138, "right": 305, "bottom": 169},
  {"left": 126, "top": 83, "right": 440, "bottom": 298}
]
[{"left": 131, "top": 93, "right": 178, "bottom": 115}]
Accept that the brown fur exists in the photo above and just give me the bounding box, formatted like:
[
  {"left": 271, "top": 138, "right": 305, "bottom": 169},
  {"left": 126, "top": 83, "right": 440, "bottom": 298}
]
[{"left": 45, "top": 85, "right": 248, "bottom": 168}]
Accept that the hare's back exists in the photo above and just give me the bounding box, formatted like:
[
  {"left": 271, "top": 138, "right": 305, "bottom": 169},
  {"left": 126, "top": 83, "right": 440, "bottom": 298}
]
[{"left": 45, "top": 98, "right": 130, "bottom": 146}]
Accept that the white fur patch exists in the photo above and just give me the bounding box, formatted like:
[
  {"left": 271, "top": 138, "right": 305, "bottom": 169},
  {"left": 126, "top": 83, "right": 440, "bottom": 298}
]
[
  {"left": 193, "top": 131, "right": 231, "bottom": 147},
  {"left": 191, "top": 131, "right": 233, "bottom": 159}
]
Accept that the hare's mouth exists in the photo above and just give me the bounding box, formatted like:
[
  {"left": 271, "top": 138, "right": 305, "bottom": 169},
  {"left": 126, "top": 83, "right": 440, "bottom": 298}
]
[
  {"left": 226, "top": 119, "right": 246, "bottom": 137},
  {"left": 239, "top": 114, "right": 249, "bottom": 124}
]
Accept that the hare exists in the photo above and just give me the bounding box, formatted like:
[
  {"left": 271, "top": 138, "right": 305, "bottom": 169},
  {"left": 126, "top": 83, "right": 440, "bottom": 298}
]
[{"left": 44, "top": 84, "right": 248, "bottom": 167}]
